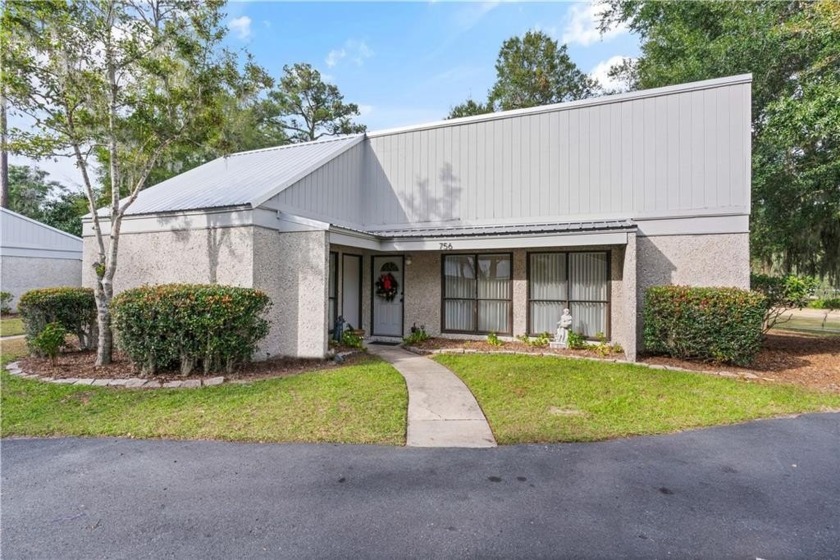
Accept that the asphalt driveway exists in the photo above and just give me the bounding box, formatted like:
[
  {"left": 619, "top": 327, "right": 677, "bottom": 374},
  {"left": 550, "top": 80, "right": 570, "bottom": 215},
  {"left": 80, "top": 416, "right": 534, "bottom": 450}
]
[{"left": 3, "top": 413, "right": 839, "bottom": 559}]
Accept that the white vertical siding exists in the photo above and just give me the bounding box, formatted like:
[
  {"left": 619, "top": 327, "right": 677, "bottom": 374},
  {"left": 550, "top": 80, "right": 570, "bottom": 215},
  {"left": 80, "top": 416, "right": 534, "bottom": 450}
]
[
  {"left": 363, "top": 80, "right": 751, "bottom": 228},
  {"left": 0, "top": 208, "right": 82, "bottom": 259},
  {"left": 266, "top": 143, "right": 366, "bottom": 226}
]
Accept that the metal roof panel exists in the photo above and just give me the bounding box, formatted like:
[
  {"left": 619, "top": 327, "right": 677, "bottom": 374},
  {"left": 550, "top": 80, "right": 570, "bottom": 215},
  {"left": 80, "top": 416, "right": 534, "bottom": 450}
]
[{"left": 124, "top": 135, "right": 364, "bottom": 215}]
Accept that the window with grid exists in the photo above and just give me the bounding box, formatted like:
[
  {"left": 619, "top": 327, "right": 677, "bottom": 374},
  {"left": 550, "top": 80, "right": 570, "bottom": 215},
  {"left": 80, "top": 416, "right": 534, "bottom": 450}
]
[
  {"left": 443, "top": 254, "right": 512, "bottom": 334},
  {"left": 529, "top": 252, "right": 609, "bottom": 338}
]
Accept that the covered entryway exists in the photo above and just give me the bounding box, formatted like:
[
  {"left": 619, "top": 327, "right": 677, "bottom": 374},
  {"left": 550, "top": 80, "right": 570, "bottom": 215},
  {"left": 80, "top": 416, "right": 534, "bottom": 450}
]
[{"left": 372, "top": 255, "right": 404, "bottom": 337}]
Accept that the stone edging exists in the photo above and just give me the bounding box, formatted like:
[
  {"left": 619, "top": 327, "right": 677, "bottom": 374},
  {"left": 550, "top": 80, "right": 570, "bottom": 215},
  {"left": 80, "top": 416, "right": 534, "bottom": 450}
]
[
  {"left": 402, "top": 346, "right": 769, "bottom": 382},
  {"left": 4, "top": 361, "right": 225, "bottom": 389}
]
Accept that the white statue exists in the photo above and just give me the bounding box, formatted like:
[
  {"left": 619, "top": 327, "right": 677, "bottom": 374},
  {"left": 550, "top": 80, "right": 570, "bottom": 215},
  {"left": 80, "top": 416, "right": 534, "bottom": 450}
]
[{"left": 555, "top": 308, "right": 573, "bottom": 347}]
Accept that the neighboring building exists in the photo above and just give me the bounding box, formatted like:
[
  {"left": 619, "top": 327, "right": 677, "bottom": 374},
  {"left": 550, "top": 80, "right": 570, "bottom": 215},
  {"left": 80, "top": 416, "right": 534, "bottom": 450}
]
[
  {"left": 1, "top": 207, "right": 83, "bottom": 310},
  {"left": 82, "top": 74, "right": 752, "bottom": 361}
]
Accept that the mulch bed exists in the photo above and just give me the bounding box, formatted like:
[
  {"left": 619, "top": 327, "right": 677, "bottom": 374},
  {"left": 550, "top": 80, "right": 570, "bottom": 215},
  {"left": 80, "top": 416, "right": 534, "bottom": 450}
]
[
  {"left": 17, "top": 344, "right": 367, "bottom": 384},
  {"left": 408, "top": 337, "right": 624, "bottom": 360},
  {"left": 640, "top": 332, "right": 840, "bottom": 393}
]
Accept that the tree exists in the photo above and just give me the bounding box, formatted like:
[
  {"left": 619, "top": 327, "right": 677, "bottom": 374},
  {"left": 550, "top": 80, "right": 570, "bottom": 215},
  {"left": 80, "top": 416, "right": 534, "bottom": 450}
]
[
  {"left": 445, "top": 30, "right": 599, "bottom": 119},
  {"left": 7, "top": 164, "right": 57, "bottom": 220},
  {"left": 599, "top": 0, "right": 840, "bottom": 281},
  {"left": 1, "top": 0, "right": 260, "bottom": 365},
  {"left": 42, "top": 189, "right": 89, "bottom": 237},
  {"left": 6, "top": 164, "right": 88, "bottom": 236},
  {"left": 446, "top": 98, "right": 493, "bottom": 120},
  {"left": 262, "top": 63, "right": 366, "bottom": 143},
  {"left": 488, "top": 31, "right": 599, "bottom": 111}
]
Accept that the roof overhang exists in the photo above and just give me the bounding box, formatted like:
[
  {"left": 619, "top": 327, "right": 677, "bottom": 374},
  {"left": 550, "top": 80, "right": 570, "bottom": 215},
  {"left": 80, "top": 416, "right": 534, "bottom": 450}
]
[{"left": 329, "top": 219, "right": 636, "bottom": 251}]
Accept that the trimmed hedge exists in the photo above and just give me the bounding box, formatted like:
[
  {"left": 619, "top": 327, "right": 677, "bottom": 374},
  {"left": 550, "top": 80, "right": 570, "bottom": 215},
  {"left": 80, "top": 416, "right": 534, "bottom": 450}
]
[
  {"left": 643, "top": 286, "right": 766, "bottom": 366},
  {"left": 18, "top": 287, "right": 97, "bottom": 352},
  {"left": 111, "top": 284, "right": 271, "bottom": 375}
]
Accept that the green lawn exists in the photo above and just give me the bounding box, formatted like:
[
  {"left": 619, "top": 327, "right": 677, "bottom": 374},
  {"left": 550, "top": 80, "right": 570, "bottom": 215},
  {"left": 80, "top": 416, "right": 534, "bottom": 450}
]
[
  {"left": 435, "top": 354, "right": 840, "bottom": 444},
  {"left": 1, "top": 355, "right": 408, "bottom": 445},
  {"left": 0, "top": 317, "right": 24, "bottom": 337}
]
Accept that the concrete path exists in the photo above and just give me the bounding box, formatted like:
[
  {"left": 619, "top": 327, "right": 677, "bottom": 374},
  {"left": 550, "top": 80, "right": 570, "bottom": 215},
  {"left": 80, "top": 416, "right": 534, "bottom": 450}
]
[{"left": 367, "top": 344, "right": 496, "bottom": 448}]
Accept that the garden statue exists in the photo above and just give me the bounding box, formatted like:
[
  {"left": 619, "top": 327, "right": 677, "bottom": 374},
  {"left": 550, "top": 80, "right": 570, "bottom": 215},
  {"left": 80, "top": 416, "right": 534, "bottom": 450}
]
[{"left": 555, "top": 308, "right": 573, "bottom": 347}]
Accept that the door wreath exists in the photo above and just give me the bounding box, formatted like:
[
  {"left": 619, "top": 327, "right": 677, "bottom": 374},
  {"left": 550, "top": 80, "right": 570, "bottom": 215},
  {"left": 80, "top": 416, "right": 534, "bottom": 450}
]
[{"left": 376, "top": 273, "right": 399, "bottom": 302}]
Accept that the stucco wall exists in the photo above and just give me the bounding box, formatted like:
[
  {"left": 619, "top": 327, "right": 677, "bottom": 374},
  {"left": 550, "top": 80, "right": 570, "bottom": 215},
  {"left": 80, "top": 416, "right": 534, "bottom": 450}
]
[
  {"left": 403, "top": 251, "right": 442, "bottom": 337},
  {"left": 0, "top": 256, "right": 82, "bottom": 310},
  {"left": 82, "top": 226, "right": 254, "bottom": 292},
  {"left": 636, "top": 232, "right": 750, "bottom": 350},
  {"left": 254, "top": 228, "right": 328, "bottom": 359}
]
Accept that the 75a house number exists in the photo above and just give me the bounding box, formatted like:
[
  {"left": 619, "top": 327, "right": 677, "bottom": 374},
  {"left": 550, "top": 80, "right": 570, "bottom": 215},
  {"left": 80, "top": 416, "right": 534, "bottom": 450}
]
[{"left": 439, "top": 243, "right": 454, "bottom": 251}]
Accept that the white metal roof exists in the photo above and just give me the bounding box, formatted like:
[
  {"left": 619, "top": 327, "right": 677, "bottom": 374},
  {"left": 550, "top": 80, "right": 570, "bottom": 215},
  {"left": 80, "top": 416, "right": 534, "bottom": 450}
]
[
  {"left": 368, "top": 219, "right": 636, "bottom": 239},
  {"left": 123, "top": 134, "right": 364, "bottom": 215}
]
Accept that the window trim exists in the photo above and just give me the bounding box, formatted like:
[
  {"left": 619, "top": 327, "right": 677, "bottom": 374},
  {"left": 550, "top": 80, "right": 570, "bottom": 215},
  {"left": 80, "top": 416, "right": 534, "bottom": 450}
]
[
  {"left": 328, "top": 251, "right": 338, "bottom": 333},
  {"left": 526, "top": 250, "right": 611, "bottom": 339},
  {"left": 441, "top": 252, "right": 513, "bottom": 336}
]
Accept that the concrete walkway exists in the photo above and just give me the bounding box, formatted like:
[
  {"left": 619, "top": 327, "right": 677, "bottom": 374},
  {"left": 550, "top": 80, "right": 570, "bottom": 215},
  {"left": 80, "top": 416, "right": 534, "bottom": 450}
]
[{"left": 367, "top": 344, "right": 496, "bottom": 448}]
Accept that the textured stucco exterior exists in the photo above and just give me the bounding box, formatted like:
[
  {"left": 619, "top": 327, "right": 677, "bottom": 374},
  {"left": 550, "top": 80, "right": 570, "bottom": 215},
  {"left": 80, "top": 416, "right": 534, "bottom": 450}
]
[
  {"left": 254, "top": 228, "right": 328, "bottom": 359},
  {"left": 82, "top": 226, "right": 254, "bottom": 292},
  {"left": 636, "top": 232, "right": 750, "bottom": 351},
  {"left": 0, "top": 256, "right": 82, "bottom": 310},
  {"left": 83, "top": 225, "right": 328, "bottom": 359}
]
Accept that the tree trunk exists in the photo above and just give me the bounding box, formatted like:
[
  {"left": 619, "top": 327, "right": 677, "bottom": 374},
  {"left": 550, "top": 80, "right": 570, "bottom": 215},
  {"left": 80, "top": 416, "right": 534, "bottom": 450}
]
[
  {"left": 0, "top": 92, "right": 9, "bottom": 209},
  {"left": 94, "top": 280, "right": 113, "bottom": 366}
]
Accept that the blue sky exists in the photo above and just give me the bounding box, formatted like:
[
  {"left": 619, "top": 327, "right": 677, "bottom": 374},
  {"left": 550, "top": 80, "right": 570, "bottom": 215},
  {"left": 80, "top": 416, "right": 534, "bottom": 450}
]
[
  {"left": 224, "top": 1, "right": 639, "bottom": 130},
  {"left": 13, "top": 1, "right": 639, "bottom": 185}
]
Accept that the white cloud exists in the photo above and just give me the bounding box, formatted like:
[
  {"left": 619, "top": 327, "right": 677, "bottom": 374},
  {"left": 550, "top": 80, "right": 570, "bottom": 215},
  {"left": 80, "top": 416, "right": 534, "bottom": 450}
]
[
  {"left": 452, "top": 1, "right": 500, "bottom": 31},
  {"left": 590, "top": 55, "right": 633, "bottom": 92},
  {"left": 325, "top": 39, "right": 373, "bottom": 68},
  {"left": 228, "top": 16, "right": 252, "bottom": 41},
  {"left": 562, "top": 2, "right": 626, "bottom": 47}
]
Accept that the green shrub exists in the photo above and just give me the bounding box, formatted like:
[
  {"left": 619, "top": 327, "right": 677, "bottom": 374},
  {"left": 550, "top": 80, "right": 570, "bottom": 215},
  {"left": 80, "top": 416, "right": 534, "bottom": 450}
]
[
  {"left": 0, "top": 291, "right": 12, "bottom": 314},
  {"left": 18, "top": 287, "right": 96, "bottom": 350},
  {"left": 750, "top": 273, "right": 818, "bottom": 332},
  {"left": 517, "top": 332, "right": 552, "bottom": 347},
  {"left": 111, "top": 284, "right": 271, "bottom": 375},
  {"left": 810, "top": 297, "right": 840, "bottom": 310},
  {"left": 403, "top": 324, "right": 429, "bottom": 345},
  {"left": 30, "top": 322, "right": 68, "bottom": 363},
  {"left": 566, "top": 330, "right": 587, "bottom": 350},
  {"left": 644, "top": 285, "right": 766, "bottom": 366},
  {"left": 341, "top": 329, "right": 364, "bottom": 349},
  {"left": 486, "top": 332, "right": 503, "bottom": 346}
]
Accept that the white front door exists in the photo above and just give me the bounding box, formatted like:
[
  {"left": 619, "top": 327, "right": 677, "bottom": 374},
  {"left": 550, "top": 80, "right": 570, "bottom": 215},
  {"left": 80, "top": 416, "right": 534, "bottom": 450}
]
[{"left": 372, "top": 256, "right": 404, "bottom": 337}]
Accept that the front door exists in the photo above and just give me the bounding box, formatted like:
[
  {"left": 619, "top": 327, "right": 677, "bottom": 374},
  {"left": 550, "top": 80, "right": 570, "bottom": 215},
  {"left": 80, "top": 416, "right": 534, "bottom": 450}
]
[{"left": 372, "top": 256, "right": 404, "bottom": 337}]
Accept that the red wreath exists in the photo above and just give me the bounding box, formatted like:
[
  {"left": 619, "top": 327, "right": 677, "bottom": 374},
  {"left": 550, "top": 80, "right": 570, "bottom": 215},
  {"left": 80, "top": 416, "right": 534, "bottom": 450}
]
[{"left": 376, "top": 273, "right": 399, "bottom": 302}]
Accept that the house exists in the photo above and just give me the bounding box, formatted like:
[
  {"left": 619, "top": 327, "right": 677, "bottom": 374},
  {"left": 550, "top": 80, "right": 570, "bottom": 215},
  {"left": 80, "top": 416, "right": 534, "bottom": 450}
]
[
  {"left": 1, "top": 207, "right": 83, "bottom": 310},
  {"left": 82, "top": 74, "right": 752, "bottom": 361}
]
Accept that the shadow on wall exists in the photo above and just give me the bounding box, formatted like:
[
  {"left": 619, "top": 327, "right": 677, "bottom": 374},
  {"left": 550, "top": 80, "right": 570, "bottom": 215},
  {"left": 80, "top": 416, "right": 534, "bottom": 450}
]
[
  {"left": 157, "top": 213, "right": 239, "bottom": 285},
  {"left": 403, "top": 163, "right": 463, "bottom": 225},
  {"left": 364, "top": 151, "right": 463, "bottom": 227}
]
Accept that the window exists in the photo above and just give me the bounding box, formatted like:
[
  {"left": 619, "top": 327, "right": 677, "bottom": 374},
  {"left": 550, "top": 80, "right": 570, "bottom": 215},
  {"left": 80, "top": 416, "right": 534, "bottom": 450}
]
[
  {"left": 328, "top": 252, "right": 338, "bottom": 332},
  {"left": 443, "top": 254, "right": 512, "bottom": 334},
  {"left": 528, "top": 252, "right": 609, "bottom": 338}
]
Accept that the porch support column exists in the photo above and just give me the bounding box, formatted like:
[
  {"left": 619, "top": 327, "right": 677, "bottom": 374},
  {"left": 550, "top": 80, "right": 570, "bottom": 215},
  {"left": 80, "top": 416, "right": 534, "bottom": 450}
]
[{"left": 623, "top": 231, "right": 638, "bottom": 361}]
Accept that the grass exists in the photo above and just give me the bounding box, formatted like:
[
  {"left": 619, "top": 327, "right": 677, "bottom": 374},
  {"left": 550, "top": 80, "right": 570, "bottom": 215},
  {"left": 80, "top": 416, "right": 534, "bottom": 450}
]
[
  {"left": 0, "top": 316, "right": 25, "bottom": 337},
  {"left": 1, "top": 355, "right": 408, "bottom": 445},
  {"left": 435, "top": 354, "right": 840, "bottom": 444}
]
